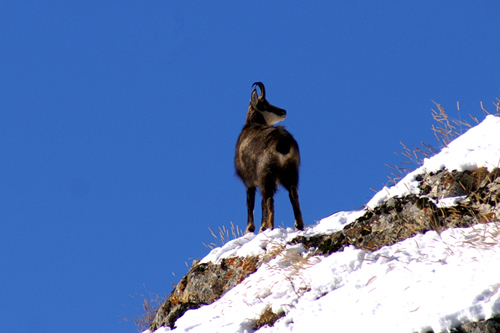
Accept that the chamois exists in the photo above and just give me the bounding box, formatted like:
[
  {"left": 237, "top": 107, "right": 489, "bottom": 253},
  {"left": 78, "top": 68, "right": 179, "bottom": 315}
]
[{"left": 235, "top": 82, "right": 304, "bottom": 233}]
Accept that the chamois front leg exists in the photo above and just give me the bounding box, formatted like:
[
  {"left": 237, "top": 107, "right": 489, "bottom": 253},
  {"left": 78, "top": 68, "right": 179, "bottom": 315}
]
[{"left": 245, "top": 186, "right": 256, "bottom": 233}]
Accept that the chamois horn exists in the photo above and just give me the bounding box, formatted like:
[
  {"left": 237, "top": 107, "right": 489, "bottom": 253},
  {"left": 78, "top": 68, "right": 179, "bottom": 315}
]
[{"left": 252, "top": 82, "right": 266, "bottom": 100}]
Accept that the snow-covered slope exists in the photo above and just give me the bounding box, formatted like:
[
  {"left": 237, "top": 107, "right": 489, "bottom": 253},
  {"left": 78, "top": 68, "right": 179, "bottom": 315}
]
[{"left": 148, "top": 115, "right": 500, "bottom": 333}]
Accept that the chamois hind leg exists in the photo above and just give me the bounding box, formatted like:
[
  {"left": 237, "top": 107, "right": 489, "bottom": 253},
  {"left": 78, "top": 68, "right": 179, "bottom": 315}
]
[
  {"left": 288, "top": 185, "right": 304, "bottom": 231},
  {"left": 260, "top": 196, "right": 275, "bottom": 232},
  {"left": 259, "top": 178, "right": 276, "bottom": 232},
  {"left": 245, "top": 186, "right": 256, "bottom": 233}
]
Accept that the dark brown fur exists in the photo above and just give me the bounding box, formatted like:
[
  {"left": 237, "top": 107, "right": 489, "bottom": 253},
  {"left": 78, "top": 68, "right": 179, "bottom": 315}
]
[{"left": 235, "top": 82, "right": 304, "bottom": 233}]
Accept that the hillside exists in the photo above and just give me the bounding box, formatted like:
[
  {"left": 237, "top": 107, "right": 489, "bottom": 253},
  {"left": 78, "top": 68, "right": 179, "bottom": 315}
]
[{"left": 145, "top": 115, "right": 500, "bottom": 333}]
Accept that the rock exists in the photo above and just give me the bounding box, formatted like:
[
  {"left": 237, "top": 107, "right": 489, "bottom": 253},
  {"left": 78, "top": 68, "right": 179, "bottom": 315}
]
[
  {"left": 451, "top": 316, "right": 500, "bottom": 333},
  {"left": 293, "top": 168, "right": 500, "bottom": 256},
  {"left": 150, "top": 256, "right": 261, "bottom": 330},
  {"left": 419, "top": 167, "right": 491, "bottom": 198}
]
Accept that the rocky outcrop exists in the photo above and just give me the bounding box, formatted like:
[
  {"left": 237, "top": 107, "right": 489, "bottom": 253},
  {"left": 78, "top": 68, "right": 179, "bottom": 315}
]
[
  {"left": 150, "top": 167, "right": 500, "bottom": 331},
  {"left": 292, "top": 167, "right": 500, "bottom": 255},
  {"left": 150, "top": 256, "right": 261, "bottom": 331},
  {"left": 452, "top": 315, "right": 500, "bottom": 333}
]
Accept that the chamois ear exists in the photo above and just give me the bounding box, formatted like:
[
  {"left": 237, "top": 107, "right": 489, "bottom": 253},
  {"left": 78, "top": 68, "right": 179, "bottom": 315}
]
[{"left": 251, "top": 89, "right": 259, "bottom": 107}]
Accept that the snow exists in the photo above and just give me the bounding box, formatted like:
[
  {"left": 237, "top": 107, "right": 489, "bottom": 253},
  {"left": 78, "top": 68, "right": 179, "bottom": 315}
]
[
  {"left": 146, "top": 115, "right": 500, "bottom": 333},
  {"left": 428, "top": 195, "right": 467, "bottom": 208}
]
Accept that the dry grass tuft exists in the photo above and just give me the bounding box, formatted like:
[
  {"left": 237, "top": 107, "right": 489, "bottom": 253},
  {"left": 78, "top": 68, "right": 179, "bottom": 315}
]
[
  {"left": 252, "top": 306, "right": 286, "bottom": 330},
  {"left": 384, "top": 96, "right": 500, "bottom": 186},
  {"left": 203, "top": 221, "right": 245, "bottom": 249},
  {"left": 124, "top": 287, "right": 167, "bottom": 332},
  {"left": 279, "top": 247, "right": 320, "bottom": 273}
]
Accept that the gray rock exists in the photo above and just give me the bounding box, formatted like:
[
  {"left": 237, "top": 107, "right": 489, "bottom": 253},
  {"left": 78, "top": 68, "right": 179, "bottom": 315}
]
[
  {"left": 150, "top": 256, "right": 261, "bottom": 330},
  {"left": 451, "top": 316, "right": 500, "bottom": 333}
]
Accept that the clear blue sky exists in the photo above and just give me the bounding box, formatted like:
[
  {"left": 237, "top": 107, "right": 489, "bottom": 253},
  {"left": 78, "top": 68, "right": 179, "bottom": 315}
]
[{"left": 1, "top": 2, "right": 499, "bottom": 332}]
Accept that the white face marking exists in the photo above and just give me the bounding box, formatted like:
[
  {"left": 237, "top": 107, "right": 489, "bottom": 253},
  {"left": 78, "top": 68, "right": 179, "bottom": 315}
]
[{"left": 262, "top": 111, "right": 286, "bottom": 125}]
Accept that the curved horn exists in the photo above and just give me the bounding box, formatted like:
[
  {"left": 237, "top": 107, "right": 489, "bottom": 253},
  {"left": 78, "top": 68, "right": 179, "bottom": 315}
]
[{"left": 252, "top": 82, "right": 266, "bottom": 100}]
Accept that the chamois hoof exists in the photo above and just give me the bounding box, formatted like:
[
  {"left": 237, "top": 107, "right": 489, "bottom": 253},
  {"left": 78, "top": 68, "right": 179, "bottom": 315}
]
[
  {"left": 295, "top": 221, "right": 304, "bottom": 231},
  {"left": 245, "top": 225, "right": 256, "bottom": 234},
  {"left": 259, "top": 226, "right": 269, "bottom": 233}
]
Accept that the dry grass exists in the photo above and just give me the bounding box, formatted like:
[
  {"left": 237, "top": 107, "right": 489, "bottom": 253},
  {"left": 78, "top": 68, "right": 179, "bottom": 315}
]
[
  {"left": 203, "top": 221, "right": 245, "bottom": 249},
  {"left": 430, "top": 100, "right": 477, "bottom": 147},
  {"left": 252, "top": 306, "right": 285, "bottom": 330},
  {"left": 124, "top": 287, "right": 167, "bottom": 332},
  {"left": 249, "top": 240, "right": 318, "bottom": 330},
  {"left": 384, "top": 97, "right": 500, "bottom": 186}
]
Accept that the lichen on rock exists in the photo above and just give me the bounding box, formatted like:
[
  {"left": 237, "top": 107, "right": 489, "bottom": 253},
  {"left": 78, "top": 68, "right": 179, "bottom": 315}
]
[{"left": 150, "top": 256, "right": 261, "bottom": 330}]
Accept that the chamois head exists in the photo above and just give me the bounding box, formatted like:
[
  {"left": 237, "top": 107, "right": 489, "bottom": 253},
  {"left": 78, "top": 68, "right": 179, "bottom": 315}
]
[{"left": 245, "top": 82, "right": 287, "bottom": 126}]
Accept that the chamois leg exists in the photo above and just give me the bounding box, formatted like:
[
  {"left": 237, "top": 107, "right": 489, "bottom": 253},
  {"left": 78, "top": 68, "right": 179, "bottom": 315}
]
[
  {"left": 245, "top": 186, "right": 256, "bottom": 233},
  {"left": 288, "top": 185, "right": 304, "bottom": 231},
  {"left": 260, "top": 196, "right": 275, "bottom": 232},
  {"left": 259, "top": 179, "right": 276, "bottom": 232}
]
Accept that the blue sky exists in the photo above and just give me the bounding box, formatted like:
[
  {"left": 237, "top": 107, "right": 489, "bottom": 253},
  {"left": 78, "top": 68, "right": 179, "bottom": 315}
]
[{"left": 1, "top": 2, "right": 500, "bottom": 332}]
